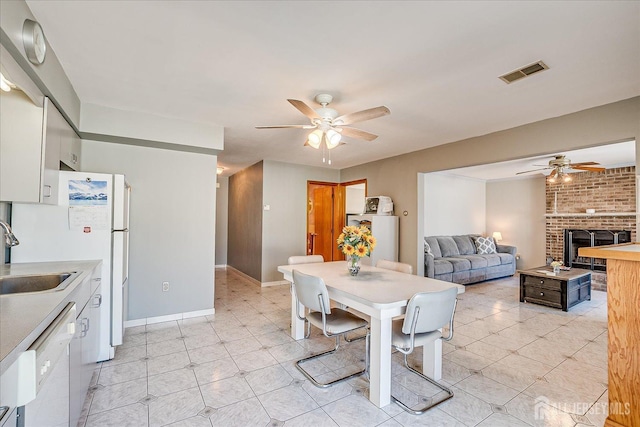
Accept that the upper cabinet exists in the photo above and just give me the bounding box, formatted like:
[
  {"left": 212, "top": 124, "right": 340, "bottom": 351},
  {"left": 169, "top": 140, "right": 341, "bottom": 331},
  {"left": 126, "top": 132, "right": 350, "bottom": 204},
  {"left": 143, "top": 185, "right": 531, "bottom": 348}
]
[
  {"left": 0, "top": 93, "right": 63, "bottom": 204},
  {"left": 60, "top": 117, "right": 81, "bottom": 171}
]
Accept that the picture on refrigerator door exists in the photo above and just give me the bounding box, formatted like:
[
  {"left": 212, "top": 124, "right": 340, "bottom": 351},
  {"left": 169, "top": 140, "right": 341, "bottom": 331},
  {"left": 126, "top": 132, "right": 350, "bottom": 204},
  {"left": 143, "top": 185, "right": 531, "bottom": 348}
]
[
  {"left": 68, "top": 180, "right": 110, "bottom": 230},
  {"left": 68, "top": 179, "right": 108, "bottom": 205}
]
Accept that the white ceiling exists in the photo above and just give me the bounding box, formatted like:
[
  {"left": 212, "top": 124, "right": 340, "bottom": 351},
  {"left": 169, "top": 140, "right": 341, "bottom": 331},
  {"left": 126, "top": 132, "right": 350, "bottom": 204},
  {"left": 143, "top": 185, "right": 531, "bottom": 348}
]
[{"left": 25, "top": 1, "right": 640, "bottom": 176}]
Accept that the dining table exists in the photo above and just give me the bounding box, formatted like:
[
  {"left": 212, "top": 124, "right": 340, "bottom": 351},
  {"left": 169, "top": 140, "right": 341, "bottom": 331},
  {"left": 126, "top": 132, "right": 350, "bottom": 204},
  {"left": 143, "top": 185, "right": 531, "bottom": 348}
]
[{"left": 277, "top": 260, "right": 465, "bottom": 408}]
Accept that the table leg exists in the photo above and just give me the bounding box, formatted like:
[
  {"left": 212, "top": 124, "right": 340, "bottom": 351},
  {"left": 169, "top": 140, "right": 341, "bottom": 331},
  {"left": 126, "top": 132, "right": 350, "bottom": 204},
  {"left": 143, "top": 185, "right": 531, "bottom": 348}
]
[
  {"left": 369, "top": 317, "right": 392, "bottom": 408},
  {"left": 290, "top": 284, "right": 305, "bottom": 340},
  {"left": 422, "top": 336, "right": 443, "bottom": 381}
]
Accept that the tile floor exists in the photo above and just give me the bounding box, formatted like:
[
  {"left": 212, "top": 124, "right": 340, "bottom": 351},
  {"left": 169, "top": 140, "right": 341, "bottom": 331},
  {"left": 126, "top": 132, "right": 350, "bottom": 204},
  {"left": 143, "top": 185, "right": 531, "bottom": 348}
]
[{"left": 80, "top": 269, "right": 608, "bottom": 427}]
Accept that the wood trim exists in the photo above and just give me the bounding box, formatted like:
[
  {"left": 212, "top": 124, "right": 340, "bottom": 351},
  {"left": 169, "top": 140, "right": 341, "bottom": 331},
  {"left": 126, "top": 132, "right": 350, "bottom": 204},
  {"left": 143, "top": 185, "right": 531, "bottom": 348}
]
[
  {"left": 340, "top": 178, "right": 368, "bottom": 195},
  {"left": 579, "top": 243, "right": 640, "bottom": 262}
]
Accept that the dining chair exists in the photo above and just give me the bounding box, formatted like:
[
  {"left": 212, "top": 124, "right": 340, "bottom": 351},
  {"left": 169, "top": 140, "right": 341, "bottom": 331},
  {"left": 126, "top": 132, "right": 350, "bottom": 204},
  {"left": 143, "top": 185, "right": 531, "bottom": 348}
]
[
  {"left": 288, "top": 255, "right": 325, "bottom": 265},
  {"left": 291, "top": 269, "right": 369, "bottom": 388},
  {"left": 288, "top": 255, "right": 324, "bottom": 338},
  {"left": 376, "top": 259, "right": 413, "bottom": 274},
  {"left": 383, "top": 287, "right": 458, "bottom": 414}
]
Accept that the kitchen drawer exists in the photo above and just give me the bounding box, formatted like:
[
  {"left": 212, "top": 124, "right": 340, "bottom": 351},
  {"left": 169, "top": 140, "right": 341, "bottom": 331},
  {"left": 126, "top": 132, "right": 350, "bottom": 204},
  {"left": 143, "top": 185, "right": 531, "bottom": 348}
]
[
  {"left": 523, "top": 285, "right": 562, "bottom": 308},
  {"left": 523, "top": 275, "right": 561, "bottom": 290}
]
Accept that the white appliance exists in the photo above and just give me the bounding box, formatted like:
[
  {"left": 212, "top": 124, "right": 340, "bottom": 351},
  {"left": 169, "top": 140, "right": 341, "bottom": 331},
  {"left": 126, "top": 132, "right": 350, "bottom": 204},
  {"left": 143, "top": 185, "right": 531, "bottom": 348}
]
[
  {"left": 11, "top": 171, "right": 130, "bottom": 361},
  {"left": 363, "top": 196, "right": 393, "bottom": 215}
]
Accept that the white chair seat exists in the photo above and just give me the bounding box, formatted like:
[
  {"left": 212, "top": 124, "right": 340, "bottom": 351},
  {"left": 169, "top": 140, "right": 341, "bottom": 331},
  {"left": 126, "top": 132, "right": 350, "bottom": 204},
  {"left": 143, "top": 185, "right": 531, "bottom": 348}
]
[
  {"left": 391, "top": 319, "right": 441, "bottom": 349},
  {"left": 308, "top": 309, "right": 368, "bottom": 335}
]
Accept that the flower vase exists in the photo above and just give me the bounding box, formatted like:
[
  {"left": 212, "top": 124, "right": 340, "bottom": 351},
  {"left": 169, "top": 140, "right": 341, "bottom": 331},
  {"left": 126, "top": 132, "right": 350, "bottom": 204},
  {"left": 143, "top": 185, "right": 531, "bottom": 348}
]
[
  {"left": 553, "top": 265, "right": 560, "bottom": 274},
  {"left": 348, "top": 256, "right": 361, "bottom": 276}
]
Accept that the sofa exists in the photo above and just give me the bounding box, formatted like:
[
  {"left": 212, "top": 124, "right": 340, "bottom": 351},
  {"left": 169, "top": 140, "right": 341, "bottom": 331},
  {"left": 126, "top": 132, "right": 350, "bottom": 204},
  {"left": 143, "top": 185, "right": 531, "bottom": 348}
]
[{"left": 424, "top": 234, "right": 517, "bottom": 284}]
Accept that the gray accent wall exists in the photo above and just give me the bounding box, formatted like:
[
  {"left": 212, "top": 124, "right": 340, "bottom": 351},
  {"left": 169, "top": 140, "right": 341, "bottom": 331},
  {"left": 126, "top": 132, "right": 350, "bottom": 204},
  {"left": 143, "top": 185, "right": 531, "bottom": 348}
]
[
  {"left": 340, "top": 97, "right": 640, "bottom": 272},
  {"left": 81, "top": 140, "right": 216, "bottom": 320},
  {"left": 261, "top": 160, "right": 339, "bottom": 283},
  {"left": 228, "top": 161, "right": 263, "bottom": 281},
  {"left": 215, "top": 176, "right": 228, "bottom": 267}
]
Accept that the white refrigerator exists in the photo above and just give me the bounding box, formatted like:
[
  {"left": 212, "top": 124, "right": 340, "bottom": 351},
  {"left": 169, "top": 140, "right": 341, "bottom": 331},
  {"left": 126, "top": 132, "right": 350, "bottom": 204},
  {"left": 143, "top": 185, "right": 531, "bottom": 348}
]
[{"left": 11, "top": 171, "right": 130, "bottom": 361}]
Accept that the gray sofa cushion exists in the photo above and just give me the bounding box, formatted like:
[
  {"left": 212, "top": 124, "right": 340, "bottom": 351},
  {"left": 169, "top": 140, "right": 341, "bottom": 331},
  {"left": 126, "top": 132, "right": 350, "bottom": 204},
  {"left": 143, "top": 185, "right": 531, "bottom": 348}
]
[
  {"left": 433, "top": 259, "right": 453, "bottom": 275},
  {"left": 481, "top": 253, "right": 502, "bottom": 267},
  {"left": 437, "top": 236, "right": 460, "bottom": 257},
  {"left": 457, "top": 255, "right": 489, "bottom": 269},
  {"left": 496, "top": 253, "right": 515, "bottom": 264},
  {"left": 447, "top": 257, "right": 472, "bottom": 272},
  {"left": 425, "top": 237, "right": 442, "bottom": 258},
  {"left": 453, "top": 235, "right": 476, "bottom": 255}
]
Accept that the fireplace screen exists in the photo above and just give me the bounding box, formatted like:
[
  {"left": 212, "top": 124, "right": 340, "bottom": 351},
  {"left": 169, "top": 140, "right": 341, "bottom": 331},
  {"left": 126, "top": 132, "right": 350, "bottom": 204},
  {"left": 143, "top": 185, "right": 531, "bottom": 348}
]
[{"left": 563, "top": 229, "right": 631, "bottom": 271}]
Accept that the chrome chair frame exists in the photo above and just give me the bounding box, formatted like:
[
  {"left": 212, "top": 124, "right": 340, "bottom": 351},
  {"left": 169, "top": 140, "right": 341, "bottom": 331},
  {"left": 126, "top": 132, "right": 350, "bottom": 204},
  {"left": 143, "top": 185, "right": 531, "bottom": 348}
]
[
  {"left": 291, "top": 270, "right": 369, "bottom": 388},
  {"left": 383, "top": 288, "right": 458, "bottom": 415}
]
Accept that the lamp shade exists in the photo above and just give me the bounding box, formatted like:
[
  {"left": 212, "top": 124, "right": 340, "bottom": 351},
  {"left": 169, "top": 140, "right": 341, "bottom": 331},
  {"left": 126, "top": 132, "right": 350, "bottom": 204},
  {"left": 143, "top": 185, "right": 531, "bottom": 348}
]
[
  {"left": 492, "top": 231, "right": 503, "bottom": 242},
  {"left": 325, "top": 129, "right": 341, "bottom": 149},
  {"left": 307, "top": 130, "right": 323, "bottom": 149}
]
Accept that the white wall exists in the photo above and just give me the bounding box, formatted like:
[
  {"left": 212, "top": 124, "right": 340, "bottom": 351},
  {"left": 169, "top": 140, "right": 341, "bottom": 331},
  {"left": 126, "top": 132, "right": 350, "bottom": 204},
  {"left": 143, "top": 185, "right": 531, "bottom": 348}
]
[
  {"left": 261, "top": 160, "right": 340, "bottom": 283},
  {"left": 423, "top": 173, "right": 486, "bottom": 236},
  {"left": 215, "top": 176, "right": 228, "bottom": 267},
  {"left": 486, "top": 176, "right": 547, "bottom": 269},
  {"left": 82, "top": 140, "right": 216, "bottom": 320}
]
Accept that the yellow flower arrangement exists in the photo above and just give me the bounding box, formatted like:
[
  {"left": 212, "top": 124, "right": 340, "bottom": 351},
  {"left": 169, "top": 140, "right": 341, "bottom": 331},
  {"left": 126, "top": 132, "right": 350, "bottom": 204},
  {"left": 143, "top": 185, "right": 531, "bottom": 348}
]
[{"left": 337, "top": 225, "right": 376, "bottom": 258}]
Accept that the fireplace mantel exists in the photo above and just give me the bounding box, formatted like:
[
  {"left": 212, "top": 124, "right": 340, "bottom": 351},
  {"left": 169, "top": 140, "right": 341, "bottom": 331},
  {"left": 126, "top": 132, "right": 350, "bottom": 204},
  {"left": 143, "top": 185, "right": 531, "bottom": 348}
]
[{"left": 545, "top": 212, "right": 636, "bottom": 218}]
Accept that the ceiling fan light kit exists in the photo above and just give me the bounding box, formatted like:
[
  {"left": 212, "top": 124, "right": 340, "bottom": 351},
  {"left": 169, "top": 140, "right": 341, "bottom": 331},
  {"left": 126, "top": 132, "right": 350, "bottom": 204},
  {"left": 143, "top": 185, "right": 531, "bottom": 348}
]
[
  {"left": 256, "top": 93, "right": 390, "bottom": 163},
  {"left": 516, "top": 154, "right": 605, "bottom": 183}
]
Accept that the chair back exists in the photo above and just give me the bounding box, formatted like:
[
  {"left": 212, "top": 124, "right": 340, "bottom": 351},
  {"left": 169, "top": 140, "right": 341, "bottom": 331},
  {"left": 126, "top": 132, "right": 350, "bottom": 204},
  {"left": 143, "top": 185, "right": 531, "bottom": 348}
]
[
  {"left": 292, "top": 269, "right": 331, "bottom": 314},
  {"left": 402, "top": 287, "right": 457, "bottom": 335},
  {"left": 288, "top": 255, "right": 325, "bottom": 265},
  {"left": 376, "top": 259, "right": 413, "bottom": 274}
]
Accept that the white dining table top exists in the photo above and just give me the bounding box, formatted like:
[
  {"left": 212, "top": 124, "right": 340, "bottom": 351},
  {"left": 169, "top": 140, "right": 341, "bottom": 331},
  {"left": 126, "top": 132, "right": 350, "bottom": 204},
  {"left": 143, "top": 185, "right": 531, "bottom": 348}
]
[{"left": 278, "top": 261, "right": 465, "bottom": 311}]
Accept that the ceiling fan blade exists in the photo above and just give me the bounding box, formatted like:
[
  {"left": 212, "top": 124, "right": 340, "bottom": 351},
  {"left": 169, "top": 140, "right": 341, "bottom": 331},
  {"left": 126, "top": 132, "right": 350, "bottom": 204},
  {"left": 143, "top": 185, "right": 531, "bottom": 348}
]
[
  {"left": 287, "top": 99, "right": 321, "bottom": 120},
  {"left": 571, "top": 165, "right": 606, "bottom": 172},
  {"left": 570, "top": 162, "right": 600, "bottom": 166},
  {"left": 255, "top": 125, "right": 316, "bottom": 129},
  {"left": 515, "top": 167, "right": 550, "bottom": 175},
  {"left": 334, "top": 106, "right": 390, "bottom": 126},
  {"left": 338, "top": 126, "right": 378, "bottom": 141}
]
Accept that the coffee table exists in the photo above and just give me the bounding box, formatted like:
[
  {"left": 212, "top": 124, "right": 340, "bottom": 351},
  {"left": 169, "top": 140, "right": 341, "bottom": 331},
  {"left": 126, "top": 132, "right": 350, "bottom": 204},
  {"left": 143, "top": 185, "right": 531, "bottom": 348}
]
[{"left": 519, "top": 266, "right": 591, "bottom": 311}]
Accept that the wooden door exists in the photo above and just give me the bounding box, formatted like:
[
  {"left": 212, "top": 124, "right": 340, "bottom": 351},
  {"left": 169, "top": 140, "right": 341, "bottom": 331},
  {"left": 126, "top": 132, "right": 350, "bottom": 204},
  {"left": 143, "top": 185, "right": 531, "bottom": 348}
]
[{"left": 307, "top": 182, "right": 345, "bottom": 261}]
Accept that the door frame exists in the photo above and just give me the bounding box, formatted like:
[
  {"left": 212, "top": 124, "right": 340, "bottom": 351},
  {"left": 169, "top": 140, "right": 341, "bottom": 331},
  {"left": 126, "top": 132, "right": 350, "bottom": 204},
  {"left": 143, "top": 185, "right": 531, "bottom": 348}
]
[{"left": 306, "top": 179, "right": 367, "bottom": 260}]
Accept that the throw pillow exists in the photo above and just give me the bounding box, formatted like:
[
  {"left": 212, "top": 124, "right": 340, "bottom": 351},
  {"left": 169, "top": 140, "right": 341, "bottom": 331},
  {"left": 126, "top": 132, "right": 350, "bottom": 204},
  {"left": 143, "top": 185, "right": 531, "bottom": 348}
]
[
  {"left": 425, "top": 240, "right": 434, "bottom": 257},
  {"left": 475, "top": 236, "right": 497, "bottom": 255}
]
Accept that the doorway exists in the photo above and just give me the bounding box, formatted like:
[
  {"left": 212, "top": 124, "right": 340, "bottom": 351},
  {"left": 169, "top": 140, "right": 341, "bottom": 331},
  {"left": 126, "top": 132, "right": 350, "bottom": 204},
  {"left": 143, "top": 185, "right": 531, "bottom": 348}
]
[{"left": 307, "top": 179, "right": 367, "bottom": 261}]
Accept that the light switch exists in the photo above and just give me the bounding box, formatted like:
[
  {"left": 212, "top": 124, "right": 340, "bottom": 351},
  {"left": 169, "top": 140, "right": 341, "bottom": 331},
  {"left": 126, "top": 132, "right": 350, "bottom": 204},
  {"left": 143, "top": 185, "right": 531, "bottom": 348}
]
[{"left": 264, "top": 205, "right": 271, "bottom": 211}]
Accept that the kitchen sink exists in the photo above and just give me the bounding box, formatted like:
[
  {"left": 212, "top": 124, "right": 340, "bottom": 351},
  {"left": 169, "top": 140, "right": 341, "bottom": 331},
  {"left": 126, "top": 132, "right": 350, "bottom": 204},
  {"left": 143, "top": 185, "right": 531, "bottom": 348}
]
[{"left": 0, "top": 272, "right": 78, "bottom": 295}]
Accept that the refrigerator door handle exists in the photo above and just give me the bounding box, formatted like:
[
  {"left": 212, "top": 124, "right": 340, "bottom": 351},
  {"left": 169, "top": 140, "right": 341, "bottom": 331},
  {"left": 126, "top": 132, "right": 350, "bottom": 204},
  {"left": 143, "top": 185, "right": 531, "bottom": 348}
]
[{"left": 112, "top": 229, "right": 129, "bottom": 232}]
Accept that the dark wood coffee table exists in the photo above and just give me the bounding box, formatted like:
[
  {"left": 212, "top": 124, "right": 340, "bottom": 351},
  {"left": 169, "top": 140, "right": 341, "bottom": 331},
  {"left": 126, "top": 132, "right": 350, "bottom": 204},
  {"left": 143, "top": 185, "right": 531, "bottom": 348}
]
[{"left": 519, "top": 266, "right": 591, "bottom": 311}]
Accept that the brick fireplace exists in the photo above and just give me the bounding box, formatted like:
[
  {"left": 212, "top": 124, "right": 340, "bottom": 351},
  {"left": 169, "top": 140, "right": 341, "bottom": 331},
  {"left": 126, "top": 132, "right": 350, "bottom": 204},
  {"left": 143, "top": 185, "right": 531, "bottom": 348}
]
[{"left": 545, "top": 166, "right": 636, "bottom": 290}]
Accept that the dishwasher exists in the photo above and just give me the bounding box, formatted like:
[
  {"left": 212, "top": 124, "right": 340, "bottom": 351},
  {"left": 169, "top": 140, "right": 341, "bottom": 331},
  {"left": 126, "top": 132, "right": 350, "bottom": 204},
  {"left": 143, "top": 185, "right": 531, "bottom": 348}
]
[{"left": 1, "top": 302, "right": 76, "bottom": 427}]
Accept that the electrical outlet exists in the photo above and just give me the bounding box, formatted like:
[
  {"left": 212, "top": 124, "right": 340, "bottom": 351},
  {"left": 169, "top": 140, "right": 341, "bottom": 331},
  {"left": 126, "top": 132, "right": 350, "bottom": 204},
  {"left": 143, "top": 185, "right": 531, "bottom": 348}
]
[{"left": 162, "top": 281, "right": 170, "bottom": 292}]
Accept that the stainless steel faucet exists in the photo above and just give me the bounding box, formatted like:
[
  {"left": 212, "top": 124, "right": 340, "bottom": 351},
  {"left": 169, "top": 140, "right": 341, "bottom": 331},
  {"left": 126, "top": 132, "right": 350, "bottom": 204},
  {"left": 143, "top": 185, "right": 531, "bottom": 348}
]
[{"left": 0, "top": 220, "right": 19, "bottom": 246}]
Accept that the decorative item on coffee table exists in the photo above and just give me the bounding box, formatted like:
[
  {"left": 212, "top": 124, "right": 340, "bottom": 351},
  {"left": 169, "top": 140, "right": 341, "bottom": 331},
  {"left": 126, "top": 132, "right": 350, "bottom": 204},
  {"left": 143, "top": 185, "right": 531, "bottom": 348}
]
[
  {"left": 337, "top": 225, "right": 376, "bottom": 276},
  {"left": 519, "top": 266, "right": 591, "bottom": 311}
]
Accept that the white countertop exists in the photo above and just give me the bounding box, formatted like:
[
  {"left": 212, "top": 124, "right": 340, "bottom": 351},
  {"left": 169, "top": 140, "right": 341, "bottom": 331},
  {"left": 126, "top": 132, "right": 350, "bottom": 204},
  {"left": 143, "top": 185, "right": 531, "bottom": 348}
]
[{"left": 0, "top": 260, "right": 101, "bottom": 375}]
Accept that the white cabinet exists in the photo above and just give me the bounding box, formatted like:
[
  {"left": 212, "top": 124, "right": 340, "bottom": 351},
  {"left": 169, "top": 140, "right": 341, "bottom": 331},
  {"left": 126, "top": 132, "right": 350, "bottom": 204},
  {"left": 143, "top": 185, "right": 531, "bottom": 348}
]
[
  {"left": 59, "top": 121, "right": 81, "bottom": 171},
  {"left": 348, "top": 215, "right": 399, "bottom": 266},
  {"left": 0, "top": 94, "right": 60, "bottom": 204},
  {"left": 69, "top": 265, "right": 102, "bottom": 427}
]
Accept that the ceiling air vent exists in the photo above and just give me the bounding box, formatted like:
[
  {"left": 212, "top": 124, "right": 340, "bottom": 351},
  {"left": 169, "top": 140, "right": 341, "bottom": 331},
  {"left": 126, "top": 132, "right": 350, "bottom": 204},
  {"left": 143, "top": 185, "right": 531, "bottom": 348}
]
[{"left": 499, "top": 61, "right": 549, "bottom": 84}]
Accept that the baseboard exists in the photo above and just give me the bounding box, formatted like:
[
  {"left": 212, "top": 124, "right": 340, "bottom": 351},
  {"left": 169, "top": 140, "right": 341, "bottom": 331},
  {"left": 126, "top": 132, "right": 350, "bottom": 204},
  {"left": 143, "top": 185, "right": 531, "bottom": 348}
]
[
  {"left": 261, "top": 280, "right": 289, "bottom": 287},
  {"left": 227, "top": 265, "right": 261, "bottom": 286},
  {"left": 124, "top": 307, "right": 215, "bottom": 328},
  {"left": 215, "top": 264, "right": 227, "bottom": 269}
]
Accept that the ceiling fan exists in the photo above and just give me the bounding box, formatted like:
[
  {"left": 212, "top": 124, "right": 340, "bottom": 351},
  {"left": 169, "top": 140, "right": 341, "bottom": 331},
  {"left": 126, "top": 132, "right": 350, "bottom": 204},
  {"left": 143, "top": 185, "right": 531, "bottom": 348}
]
[
  {"left": 255, "top": 94, "right": 390, "bottom": 151},
  {"left": 516, "top": 154, "right": 605, "bottom": 182}
]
